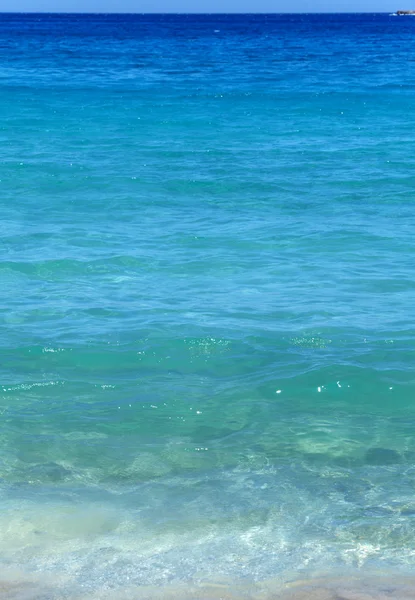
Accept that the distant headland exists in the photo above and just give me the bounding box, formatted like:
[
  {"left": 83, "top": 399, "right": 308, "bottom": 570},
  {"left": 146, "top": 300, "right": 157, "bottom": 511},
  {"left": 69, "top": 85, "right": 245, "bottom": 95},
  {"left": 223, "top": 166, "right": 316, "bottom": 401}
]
[{"left": 397, "top": 9, "right": 415, "bottom": 13}]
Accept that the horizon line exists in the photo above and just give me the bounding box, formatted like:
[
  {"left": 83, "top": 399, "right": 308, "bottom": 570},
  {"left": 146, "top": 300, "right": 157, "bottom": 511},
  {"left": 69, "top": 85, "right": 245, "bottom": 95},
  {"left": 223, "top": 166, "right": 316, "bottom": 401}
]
[{"left": 0, "top": 10, "right": 400, "bottom": 14}]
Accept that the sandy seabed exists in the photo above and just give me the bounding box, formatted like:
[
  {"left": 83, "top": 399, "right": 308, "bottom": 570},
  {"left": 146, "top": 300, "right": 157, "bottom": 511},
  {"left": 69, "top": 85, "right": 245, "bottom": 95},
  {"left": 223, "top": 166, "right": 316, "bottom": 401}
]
[{"left": 2, "top": 572, "right": 415, "bottom": 600}]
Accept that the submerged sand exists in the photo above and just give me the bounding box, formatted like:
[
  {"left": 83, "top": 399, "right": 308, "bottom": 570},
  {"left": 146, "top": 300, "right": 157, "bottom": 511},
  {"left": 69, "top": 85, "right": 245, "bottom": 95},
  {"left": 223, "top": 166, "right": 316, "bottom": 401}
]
[{"left": 2, "top": 574, "right": 415, "bottom": 600}]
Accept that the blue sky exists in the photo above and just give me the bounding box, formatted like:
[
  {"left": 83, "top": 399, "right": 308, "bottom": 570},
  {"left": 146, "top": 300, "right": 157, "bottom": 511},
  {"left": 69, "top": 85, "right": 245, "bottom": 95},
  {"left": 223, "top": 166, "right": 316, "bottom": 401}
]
[{"left": 0, "top": 0, "right": 399, "bottom": 12}]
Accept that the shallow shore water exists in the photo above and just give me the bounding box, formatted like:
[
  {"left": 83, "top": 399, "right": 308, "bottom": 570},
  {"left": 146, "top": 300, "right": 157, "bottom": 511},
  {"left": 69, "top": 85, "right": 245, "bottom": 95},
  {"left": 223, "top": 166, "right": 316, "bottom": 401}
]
[{"left": 4, "top": 572, "right": 415, "bottom": 600}]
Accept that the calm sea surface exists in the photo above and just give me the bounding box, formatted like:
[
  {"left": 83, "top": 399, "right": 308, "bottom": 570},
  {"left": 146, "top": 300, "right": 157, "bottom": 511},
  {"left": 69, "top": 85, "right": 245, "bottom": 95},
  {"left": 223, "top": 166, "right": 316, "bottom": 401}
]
[{"left": 1, "top": 12, "right": 415, "bottom": 598}]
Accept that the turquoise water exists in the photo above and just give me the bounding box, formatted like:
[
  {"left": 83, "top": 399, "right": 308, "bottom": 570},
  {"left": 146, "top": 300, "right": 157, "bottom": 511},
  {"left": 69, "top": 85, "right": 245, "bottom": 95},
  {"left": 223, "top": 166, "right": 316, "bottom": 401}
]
[{"left": 2, "top": 12, "right": 415, "bottom": 598}]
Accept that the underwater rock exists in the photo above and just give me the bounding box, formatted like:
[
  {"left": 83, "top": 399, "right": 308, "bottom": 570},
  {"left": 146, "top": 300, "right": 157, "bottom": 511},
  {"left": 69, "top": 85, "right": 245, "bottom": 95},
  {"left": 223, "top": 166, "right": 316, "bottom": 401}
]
[
  {"left": 364, "top": 447, "right": 401, "bottom": 466},
  {"left": 26, "top": 462, "right": 72, "bottom": 483}
]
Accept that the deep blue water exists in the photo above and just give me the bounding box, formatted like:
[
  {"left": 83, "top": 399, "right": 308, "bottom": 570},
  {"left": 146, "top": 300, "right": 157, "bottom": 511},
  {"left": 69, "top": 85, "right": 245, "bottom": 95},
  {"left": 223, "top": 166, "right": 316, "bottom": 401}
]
[{"left": 2, "top": 12, "right": 415, "bottom": 599}]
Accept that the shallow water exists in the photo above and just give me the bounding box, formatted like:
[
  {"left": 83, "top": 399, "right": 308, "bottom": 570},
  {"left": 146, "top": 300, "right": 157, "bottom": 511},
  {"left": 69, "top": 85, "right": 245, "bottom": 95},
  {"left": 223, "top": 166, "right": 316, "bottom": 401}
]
[
  {"left": 2, "top": 12, "right": 415, "bottom": 596},
  {"left": 4, "top": 572, "right": 415, "bottom": 600}
]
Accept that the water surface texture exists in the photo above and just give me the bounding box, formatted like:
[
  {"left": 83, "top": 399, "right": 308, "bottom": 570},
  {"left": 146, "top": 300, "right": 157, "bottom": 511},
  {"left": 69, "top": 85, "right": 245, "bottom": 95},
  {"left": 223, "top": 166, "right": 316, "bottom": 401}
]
[{"left": 2, "top": 12, "right": 415, "bottom": 598}]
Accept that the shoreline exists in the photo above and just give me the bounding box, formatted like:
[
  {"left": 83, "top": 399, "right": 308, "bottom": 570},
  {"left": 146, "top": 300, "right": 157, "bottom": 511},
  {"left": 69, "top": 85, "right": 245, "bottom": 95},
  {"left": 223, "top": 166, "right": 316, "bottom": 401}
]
[{"left": 3, "top": 572, "right": 415, "bottom": 600}]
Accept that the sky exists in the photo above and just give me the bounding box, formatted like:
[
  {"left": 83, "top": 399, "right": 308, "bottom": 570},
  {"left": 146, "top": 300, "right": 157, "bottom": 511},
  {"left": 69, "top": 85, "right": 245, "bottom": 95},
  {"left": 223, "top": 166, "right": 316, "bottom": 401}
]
[{"left": 0, "top": 0, "right": 400, "bottom": 12}]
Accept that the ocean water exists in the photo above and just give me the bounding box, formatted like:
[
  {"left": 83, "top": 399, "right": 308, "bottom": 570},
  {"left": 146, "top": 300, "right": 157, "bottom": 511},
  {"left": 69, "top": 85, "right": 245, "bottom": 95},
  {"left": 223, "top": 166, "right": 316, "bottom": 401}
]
[{"left": 2, "top": 12, "right": 415, "bottom": 598}]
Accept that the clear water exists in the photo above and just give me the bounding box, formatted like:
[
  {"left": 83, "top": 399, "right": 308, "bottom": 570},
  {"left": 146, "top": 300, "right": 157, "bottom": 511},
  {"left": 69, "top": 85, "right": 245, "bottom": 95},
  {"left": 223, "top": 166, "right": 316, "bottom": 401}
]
[{"left": 2, "top": 12, "right": 415, "bottom": 598}]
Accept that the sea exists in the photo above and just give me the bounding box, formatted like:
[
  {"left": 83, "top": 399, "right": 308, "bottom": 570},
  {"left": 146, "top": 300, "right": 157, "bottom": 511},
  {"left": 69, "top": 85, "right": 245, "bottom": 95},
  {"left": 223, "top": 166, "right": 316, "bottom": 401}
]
[{"left": 2, "top": 11, "right": 415, "bottom": 599}]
